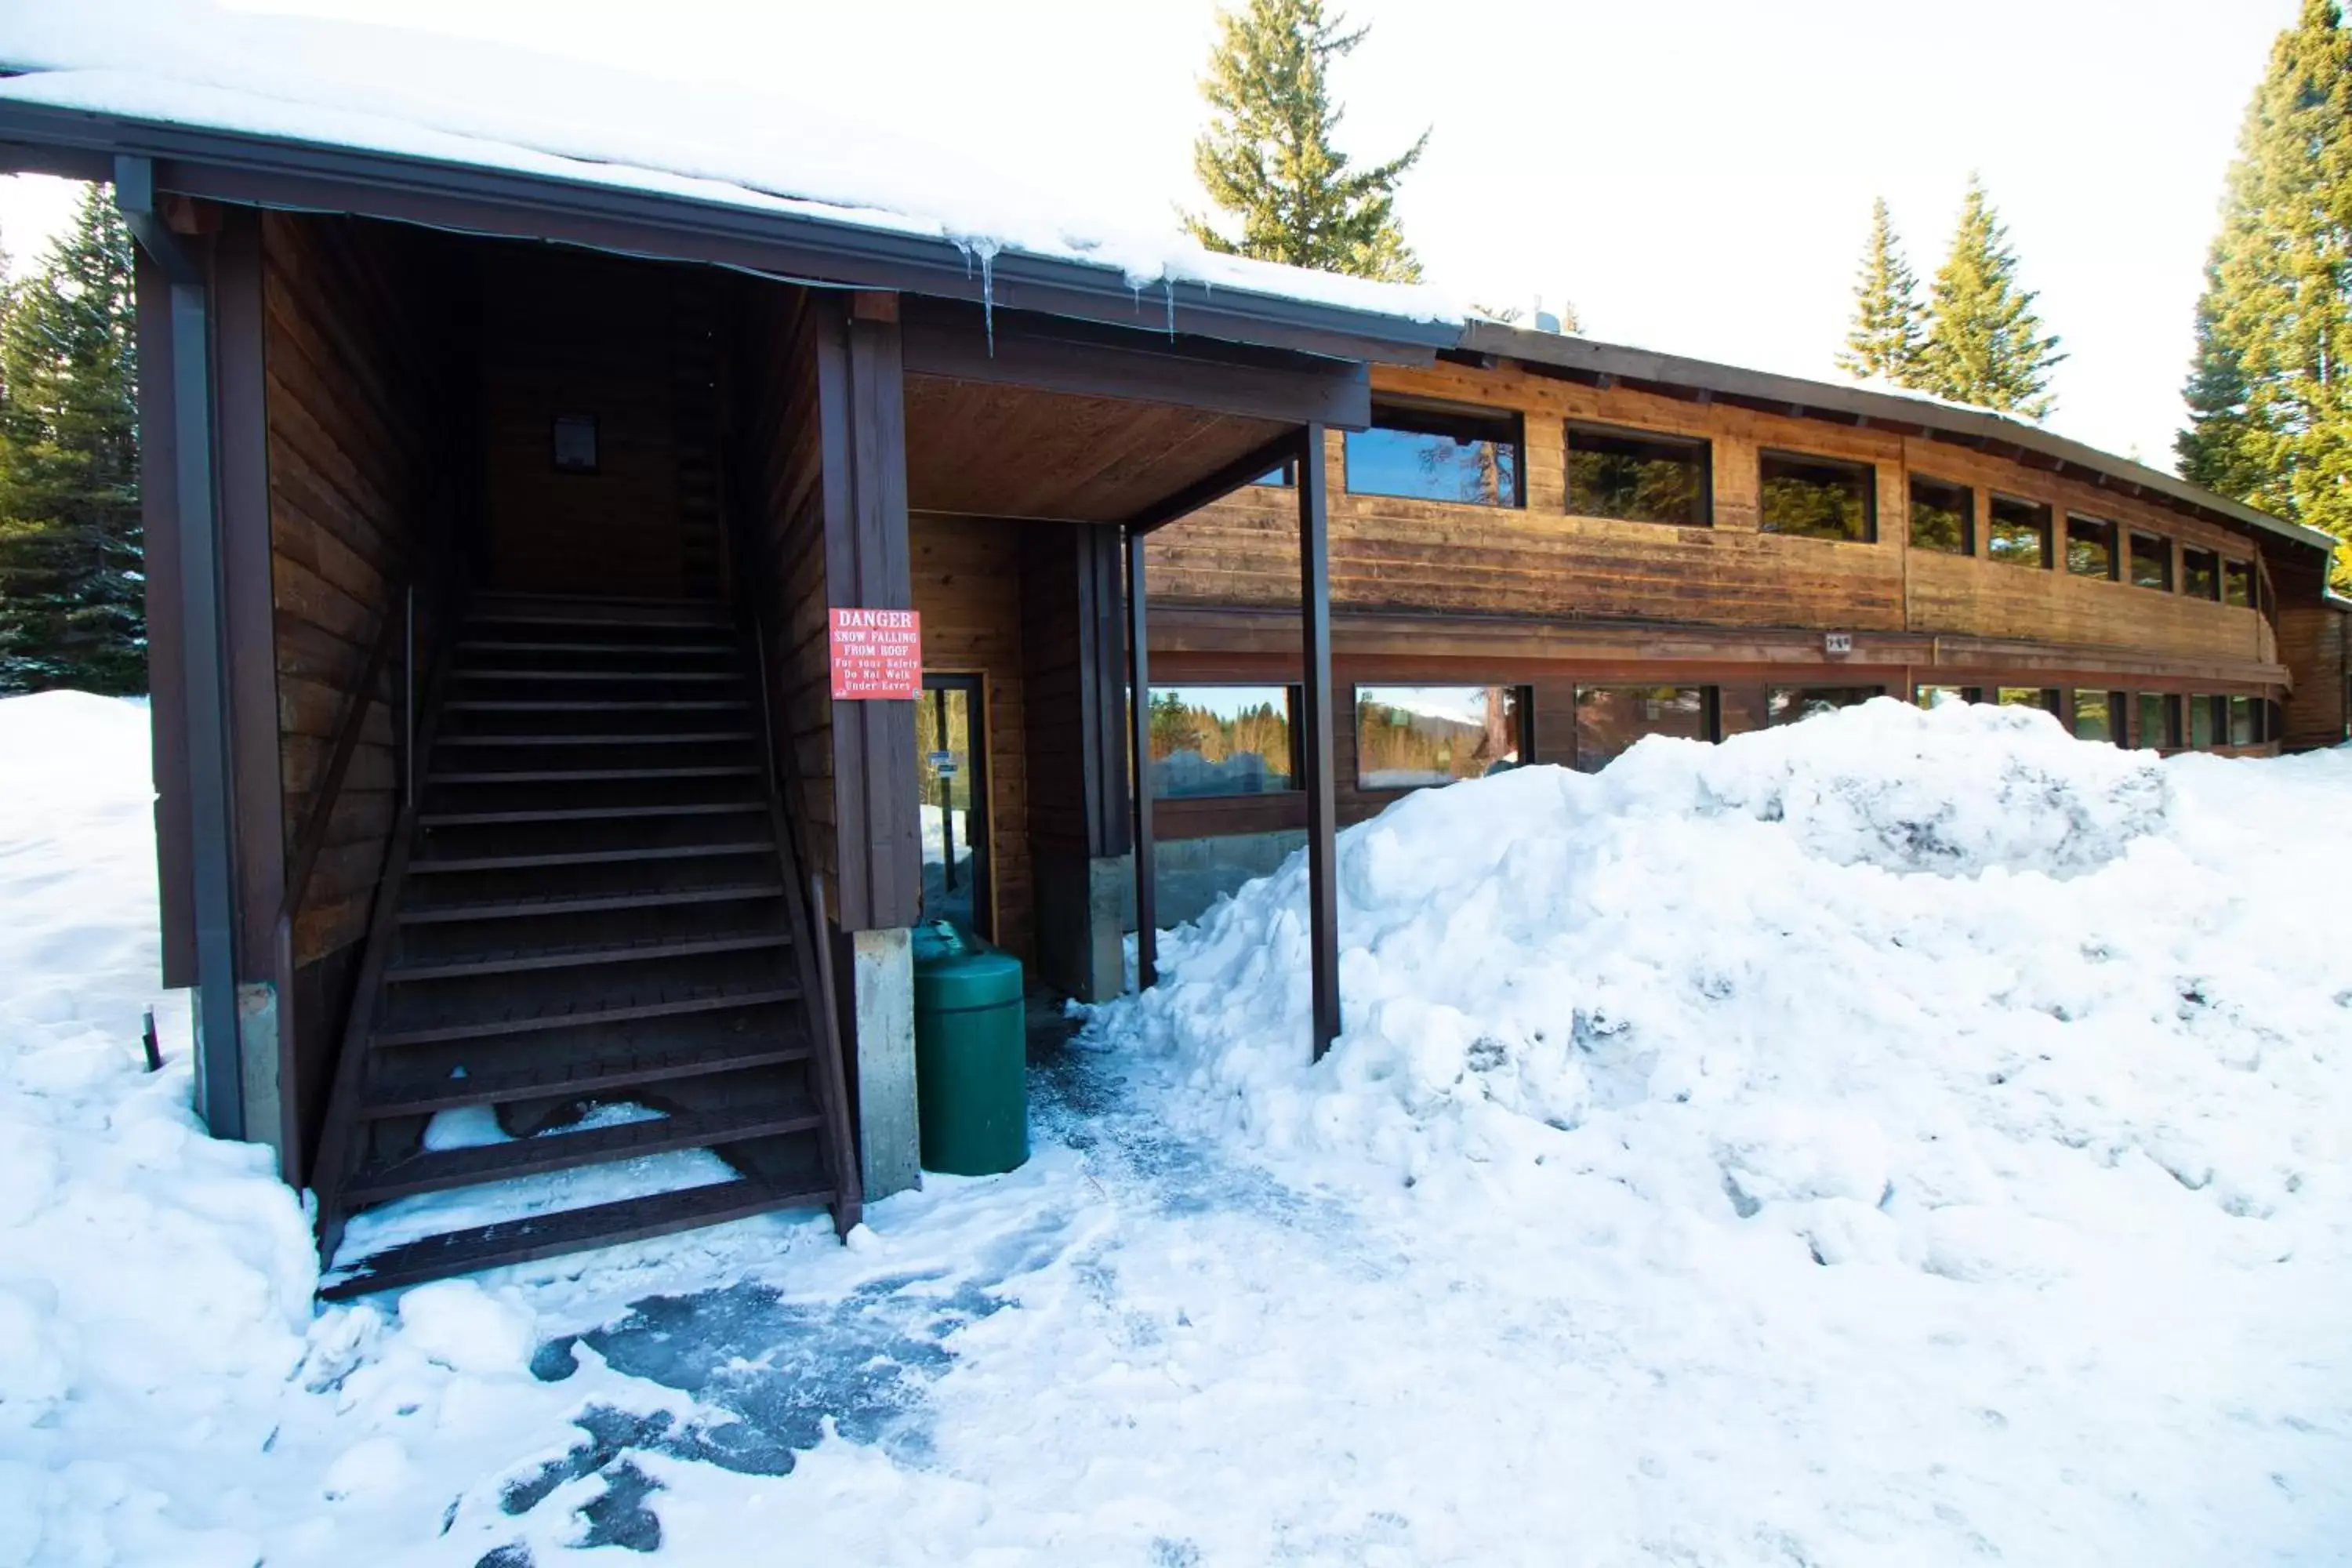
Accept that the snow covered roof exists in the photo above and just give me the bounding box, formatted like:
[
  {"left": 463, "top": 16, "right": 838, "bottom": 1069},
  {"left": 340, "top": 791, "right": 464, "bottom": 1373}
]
[
  {"left": 0, "top": 2, "right": 1462, "bottom": 361},
  {"left": 1465, "top": 319, "right": 2335, "bottom": 557}
]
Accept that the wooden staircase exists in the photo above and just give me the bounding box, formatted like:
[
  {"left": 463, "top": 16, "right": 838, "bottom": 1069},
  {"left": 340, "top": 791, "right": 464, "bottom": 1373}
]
[{"left": 311, "top": 590, "right": 860, "bottom": 1299}]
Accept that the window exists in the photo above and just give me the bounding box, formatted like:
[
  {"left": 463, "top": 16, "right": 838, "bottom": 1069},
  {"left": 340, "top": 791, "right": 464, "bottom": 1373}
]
[
  {"left": 2229, "top": 695, "right": 2256, "bottom": 747},
  {"left": 1566, "top": 424, "right": 1710, "bottom": 527},
  {"left": 1910, "top": 476, "right": 1973, "bottom": 555},
  {"left": 2223, "top": 559, "right": 2254, "bottom": 608},
  {"left": 1997, "top": 687, "right": 2059, "bottom": 713},
  {"left": 2138, "top": 691, "right": 2181, "bottom": 750},
  {"left": 2189, "top": 694, "right": 2220, "bottom": 749},
  {"left": 2183, "top": 547, "right": 2221, "bottom": 601},
  {"left": 1916, "top": 684, "right": 1983, "bottom": 708},
  {"left": 1355, "top": 686, "right": 1527, "bottom": 790},
  {"left": 1252, "top": 460, "right": 1297, "bottom": 487},
  {"left": 1987, "top": 497, "right": 2053, "bottom": 569},
  {"left": 2131, "top": 532, "right": 2172, "bottom": 590},
  {"left": 2066, "top": 516, "right": 2118, "bottom": 579},
  {"left": 2072, "top": 689, "right": 2125, "bottom": 743},
  {"left": 1572, "top": 685, "right": 1711, "bottom": 772},
  {"left": 1147, "top": 686, "right": 1298, "bottom": 797},
  {"left": 1766, "top": 686, "right": 1883, "bottom": 724},
  {"left": 1760, "top": 452, "right": 1875, "bottom": 542},
  {"left": 1344, "top": 402, "right": 1523, "bottom": 506}
]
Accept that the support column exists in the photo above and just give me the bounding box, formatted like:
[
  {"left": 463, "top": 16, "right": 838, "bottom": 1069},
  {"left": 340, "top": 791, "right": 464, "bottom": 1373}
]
[
  {"left": 1126, "top": 524, "right": 1157, "bottom": 991},
  {"left": 1297, "top": 424, "right": 1341, "bottom": 1060}
]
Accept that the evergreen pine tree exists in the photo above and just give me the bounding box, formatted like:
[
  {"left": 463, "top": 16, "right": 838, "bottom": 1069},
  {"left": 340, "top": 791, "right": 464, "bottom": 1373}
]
[
  {"left": 1916, "top": 177, "right": 2065, "bottom": 419},
  {"left": 1836, "top": 197, "right": 1926, "bottom": 384},
  {"left": 1183, "top": 0, "right": 1428, "bottom": 282},
  {"left": 0, "top": 182, "right": 142, "bottom": 695},
  {"left": 2177, "top": 0, "right": 2352, "bottom": 578}
]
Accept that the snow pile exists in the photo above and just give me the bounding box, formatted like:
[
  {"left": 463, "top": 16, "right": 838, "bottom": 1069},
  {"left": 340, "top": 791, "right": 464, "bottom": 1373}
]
[
  {"left": 1099, "top": 698, "right": 2352, "bottom": 1287},
  {"left": 0, "top": 694, "right": 319, "bottom": 1563},
  {"left": 0, "top": 1, "right": 1459, "bottom": 328}
]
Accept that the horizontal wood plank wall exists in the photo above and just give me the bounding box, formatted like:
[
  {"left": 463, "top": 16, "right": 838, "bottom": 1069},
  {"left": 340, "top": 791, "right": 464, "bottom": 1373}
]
[
  {"left": 910, "top": 513, "right": 1033, "bottom": 956},
  {"left": 479, "top": 245, "right": 688, "bottom": 597},
  {"left": 1148, "top": 361, "right": 2283, "bottom": 678},
  {"left": 263, "top": 212, "right": 456, "bottom": 1169},
  {"left": 738, "top": 282, "right": 839, "bottom": 913}
]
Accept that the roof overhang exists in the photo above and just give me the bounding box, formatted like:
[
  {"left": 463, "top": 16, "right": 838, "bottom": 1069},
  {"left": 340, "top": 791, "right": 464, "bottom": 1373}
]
[
  {"left": 1462, "top": 319, "right": 2338, "bottom": 559},
  {"left": 0, "top": 93, "right": 1457, "bottom": 368}
]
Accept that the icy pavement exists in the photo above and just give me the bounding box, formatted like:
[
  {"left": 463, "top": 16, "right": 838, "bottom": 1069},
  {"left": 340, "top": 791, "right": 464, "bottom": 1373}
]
[{"left": 3, "top": 692, "right": 2350, "bottom": 1565}]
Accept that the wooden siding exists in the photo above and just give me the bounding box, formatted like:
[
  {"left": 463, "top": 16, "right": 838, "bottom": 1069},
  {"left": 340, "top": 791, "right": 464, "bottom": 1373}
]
[
  {"left": 910, "top": 513, "right": 1033, "bottom": 956},
  {"left": 479, "top": 245, "right": 692, "bottom": 597},
  {"left": 1150, "top": 360, "right": 2292, "bottom": 692}
]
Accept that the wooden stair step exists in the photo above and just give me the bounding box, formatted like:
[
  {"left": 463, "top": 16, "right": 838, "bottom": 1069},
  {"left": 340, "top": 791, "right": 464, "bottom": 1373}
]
[
  {"left": 399, "top": 882, "right": 786, "bottom": 924},
  {"left": 341, "top": 1098, "right": 824, "bottom": 1206},
  {"left": 372, "top": 985, "right": 801, "bottom": 1047},
  {"left": 455, "top": 669, "right": 741, "bottom": 683},
  {"left": 417, "top": 801, "right": 766, "bottom": 826},
  {"left": 319, "top": 1178, "right": 831, "bottom": 1300},
  {"left": 426, "top": 765, "right": 760, "bottom": 783},
  {"left": 408, "top": 841, "right": 774, "bottom": 873},
  {"left": 434, "top": 731, "right": 756, "bottom": 747},
  {"left": 387, "top": 930, "right": 789, "bottom": 983},
  {"left": 456, "top": 640, "right": 735, "bottom": 656},
  {"left": 447, "top": 699, "right": 750, "bottom": 711},
  {"left": 464, "top": 612, "right": 731, "bottom": 632},
  {"left": 361, "top": 1036, "right": 811, "bottom": 1118}
]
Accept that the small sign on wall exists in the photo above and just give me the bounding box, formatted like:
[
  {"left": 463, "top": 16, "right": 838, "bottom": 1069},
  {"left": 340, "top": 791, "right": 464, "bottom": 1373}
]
[
  {"left": 1824, "top": 631, "right": 1854, "bottom": 655},
  {"left": 829, "top": 608, "right": 924, "bottom": 699}
]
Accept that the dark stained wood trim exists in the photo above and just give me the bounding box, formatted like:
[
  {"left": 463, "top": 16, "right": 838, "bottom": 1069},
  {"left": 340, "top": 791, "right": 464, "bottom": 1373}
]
[
  {"left": 1075, "top": 524, "right": 1131, "bottom": 859},
  {"left": 901, "top": 301, "right": 1373, "bottom": 430},
  {"left": 135, "top": 252, "right": 197, "bottom": 990},
  {"left": 1297, "top": 423, "right": 1341, "bottom": 1061},
  {"left": 1126, "top": 526, "right": 1157, "bottom": 988},
  {"left": 1125, "top": 430, "right": 1307, "bottom": 535},
  {"left": 820, "top": 303, "right": 921, "bottom": 931}
]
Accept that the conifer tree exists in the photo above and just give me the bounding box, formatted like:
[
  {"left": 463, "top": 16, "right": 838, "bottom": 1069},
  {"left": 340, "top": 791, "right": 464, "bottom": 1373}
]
[
  {"left": 2177, "top": 0, "right": 2352, "bottom": 576},
  {"left": 1183, "top": 0, "right": 1428, "bottom": 282},
  {"left": 1836, "top": 197, "right": 1926, "bottom": 384},
  {"left": 0, "top": 182, "right": 143, "bottom": 695},
  {"left": 1916, "top": 177, "right": 2065, "bottom": 419}
]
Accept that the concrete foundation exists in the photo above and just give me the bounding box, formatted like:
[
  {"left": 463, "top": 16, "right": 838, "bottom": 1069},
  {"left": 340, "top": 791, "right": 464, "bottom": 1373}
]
[
  {"left": 1148, "top": 830, "right": 1307, "bottom": 931},
  {"left": 851, "top": 926, "right": 921, "bottom": 1200},
  {"left": 1033, "top": 851, "right": 1132, "bottom": 1003}
]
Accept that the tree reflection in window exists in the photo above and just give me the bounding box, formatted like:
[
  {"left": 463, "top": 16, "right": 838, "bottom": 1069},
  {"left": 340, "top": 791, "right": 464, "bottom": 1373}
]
[
  {"left": 1147, "top": 686, "right": 1298, "bottom": 797},
  {"left": 1345, "top": 403, "right": 1522, "bottom": 506},
  {"left": 1355, "top": 686, "right": 1525, "bottom": 789},
  {"left": 1566, "top": 425, "right": 1710, "bottom": 526},
  {"left": 1573, "top": 685, "right": 1711, "bottom": 771},
  {"left": 1760, "top": 454, "right": 1874, "bottom": 542}
]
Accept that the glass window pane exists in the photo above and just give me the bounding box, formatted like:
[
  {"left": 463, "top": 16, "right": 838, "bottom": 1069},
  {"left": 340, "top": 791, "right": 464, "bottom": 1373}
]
[
  {"left": 1252, "top": 462, "right": 1295, "bottom": 487},
  {"left": 2223, "top": 560, "right": 2254, "bottom": 608},
  {"left": 1915, "top": 684, "right": 1982, "bottom": 708},
  {"left": 1356, "top": 686, "right": 1524, "bottom": 789},
  {"left": 1766, "top": 686, "right": 1883, "bottom": 724},
  {"left": 2137, "top": 691, "right": 2180, "bottom": 748},
  {"left": 2190, "top": 694, "right": 2218, "bottom": 748},
  {"left": 916, "top": 683, "right": 988, "bottom": 938},
  {"left": 2131, "top": 533, "right": 2172, "bottom": 590},
  {"left": 2183, "top": 548, "right": 2220, "bottom": 601},
  {"left": 2066, "top": 517, "right": 2117, "bottom": 579},
  {"left": 1910, "top": 477, "right": 1972, "bottom": 554},
  {"left": 1997, "top": 687, "right": 2058, "bottom": 712},
  {"left": 1149, "top": 686, "right": 1296, "bottom": 797},
  {"left": 1572, "top": 685, "right": 1710, "bottom": 772},
  {"left": 2072, "top": 688, "right": 2117, "bottom": 742},
  {"left": 2229, "top": 695, "right": 2255, "bottom": 746},
  {"left": 1344, "top": 406, "right": 1521, "bottom": 506},
  {"left": 1760, "top": 454, "right": 1873, "bottom": 542},
  {"left": 1988, "top": 497, "right": 2053, "bottom": 568},
  {"left": 1566, "top": 426, "right": 1710, "bottom": 526}
]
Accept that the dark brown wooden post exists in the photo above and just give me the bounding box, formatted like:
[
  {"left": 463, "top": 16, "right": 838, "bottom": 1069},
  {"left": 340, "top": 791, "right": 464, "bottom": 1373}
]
[
  {"left": 1126, "top": 524, "right": 1156, "bottom": 990},
  {"left": 1297, "top": 424, "right": 1341, "bottom": 1060}
]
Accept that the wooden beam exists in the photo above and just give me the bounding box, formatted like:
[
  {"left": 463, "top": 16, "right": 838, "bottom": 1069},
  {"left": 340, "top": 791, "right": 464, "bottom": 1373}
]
[
  {"left": 1124, "top": 429, "right": 1308, "bottom": 535},
  {"left": 900, "top": 299, "right": 1373, "bottom": 429},
  {"left": 1297, "top": 425, "right": 1341, "bottom": 1061},
  {"left": 1126, "top": 526, "right": 1157, "bottom": 991}
]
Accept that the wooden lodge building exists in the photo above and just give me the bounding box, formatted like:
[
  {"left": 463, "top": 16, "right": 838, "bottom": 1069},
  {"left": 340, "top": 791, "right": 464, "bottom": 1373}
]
[{"left": 0, "top": 30, "right": 2343, "bottom": 1293}]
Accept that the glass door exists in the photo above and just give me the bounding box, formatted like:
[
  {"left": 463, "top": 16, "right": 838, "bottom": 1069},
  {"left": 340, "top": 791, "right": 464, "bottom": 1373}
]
[{"left": 915, "top": 673, "right": 990, "bottom": 939}]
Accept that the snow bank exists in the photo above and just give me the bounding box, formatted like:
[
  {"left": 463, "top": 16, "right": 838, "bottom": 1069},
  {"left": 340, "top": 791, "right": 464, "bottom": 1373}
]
[
  {"left": 1097, "top": 698, "right": 2352, "bottom": 1288},
  {"left": 0, "top": 693, "right": 314, "bottom": 1563}
]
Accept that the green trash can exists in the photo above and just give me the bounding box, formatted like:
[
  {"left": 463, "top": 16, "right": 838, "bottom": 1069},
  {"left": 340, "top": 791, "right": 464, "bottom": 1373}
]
[{"left": 910, "top": 922, "right": 1029, "bottom": 1176}]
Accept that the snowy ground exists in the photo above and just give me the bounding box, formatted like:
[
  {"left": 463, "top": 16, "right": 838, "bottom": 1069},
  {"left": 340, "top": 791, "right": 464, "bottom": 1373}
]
[{"left": 3, "top": 691, "right": 2349, "bottom": 1566}]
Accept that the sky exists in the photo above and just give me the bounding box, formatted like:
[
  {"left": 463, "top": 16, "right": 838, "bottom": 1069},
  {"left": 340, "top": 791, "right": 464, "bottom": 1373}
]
[{"left": 0, "top": 0, "right": 2304, "bottom": 472}]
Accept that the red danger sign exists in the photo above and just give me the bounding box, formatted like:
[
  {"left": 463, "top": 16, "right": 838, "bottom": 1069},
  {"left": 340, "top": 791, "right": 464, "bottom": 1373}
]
[{"left": 829, "top": 608, "right": 923, "bottom": 700}]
